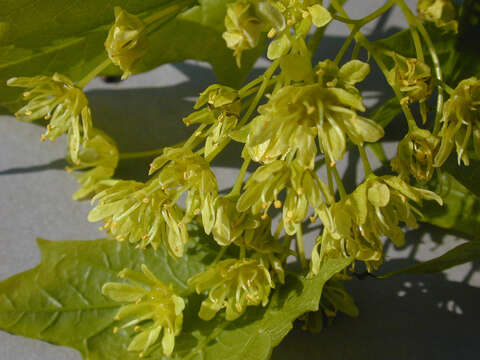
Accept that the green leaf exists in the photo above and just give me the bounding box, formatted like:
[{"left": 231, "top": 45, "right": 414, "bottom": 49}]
[
  {"left": 442, "top": 156, "right": 480, "bottom": 197},
  {"left": 0, "top": 224, "right": 217, "bottom": 360},
  {"left": 421, "top": 173, "right": 480, "bottom": 239},
  {"left": 380, "top": 240, "right": 480, "bottom": 277},
  {"left": 0, "top": 222, "right": 351, "bottom": 359},
  {"left": 0, "top": 0, "right": 264, "bottom": 112}
]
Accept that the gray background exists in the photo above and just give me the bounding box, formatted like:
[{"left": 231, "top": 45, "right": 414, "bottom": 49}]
[{"left": 1, "top": 0, "right": 479, "bottom": 359}]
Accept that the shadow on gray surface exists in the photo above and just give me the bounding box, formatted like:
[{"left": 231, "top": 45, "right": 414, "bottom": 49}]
[
  {"left": 273, "top": 260, "right": 479, "bottom": 360},
  {"left": 0, "top": 158, "right": 66, "bottom": 175}
]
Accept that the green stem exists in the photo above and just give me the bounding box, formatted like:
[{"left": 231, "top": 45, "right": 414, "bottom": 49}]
[
  {"left": 143, "top": 0, "right": 193, "bottom": 25},
  {"left": 330, "top": 0, "right": 418, "bottom": 130},
  {"left": 228, "top": 155, "right": 251, "bottom": 197},
  {"left": 295, "top": 224, "right": 307, "bottom": 269},
  {"left": 77, "top": 59, "right": 112, "bottom": 89},
  {"left": 358, "top": 145, "right": 373, "bottom": 176},
  {"left": 213, "top": 246, "right": 227, "bottom": 264},
  {"left": 119, "top": 148, "right": 165, "bottom": 160},
  {"left": 332, "top": 165, "right": 347, "bottom": 199},
  {"left": 334, "top": 25, "right": 360, "bottom": 65}
]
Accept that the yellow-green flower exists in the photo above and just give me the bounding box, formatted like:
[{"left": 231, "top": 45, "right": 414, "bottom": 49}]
[
  {"left": 311, "top": 175, "right": 442, "bottom": 274},
  {"left": 418, "top": 0, "right": 458, "bottom": 33},
  {"left": 391, "top": 128, "right": 439, "bottom": 183},
  {"left": 387, "top": 55, "right": 433, "bottom": 106},
  {"left": 105, "top": 7, "right": 148, "bottom": 79},
  {"left": 184, "top": 84, "right": 242, "bottom": 157},
  {"left": 223, "top": 1, "right": 268, "bottom": 66},
  {"left": 189, "top": 258, "right": 274, "bottom": 321},
  {"left": 7, "top": 73, "right": 92, "bottom": 163},
  {"left": 316, "top": 59, "right": 370, "bottom": 96},
  {"left": 435, "top": 77, "right": 480, "bottom": 166},
  {"left": 88, "top": 179, "right": 188, "bottom": 257},
  {"left": 102, "top": 265, "right": 185, "bottom": 357},
  {"left": 149, "top": 147, "right": 218, "bottom": 234},
  {"left": 211, "top": 196, "right": 260, "bottom": 246},
  {"left": 66, "top": 129, "right": 119, "bottom": 200},
  {"left": 243, "top": 84, "right": 384, "bottom": 165},
  {"left": 237, "top": 160, "right": 332, "bottom": 235}
]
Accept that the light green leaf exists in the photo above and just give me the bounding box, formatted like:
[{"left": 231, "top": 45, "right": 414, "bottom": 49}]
[
  {"left": 421, "top": 173, "right": 480, "bottom": 239},
  {"left": 380, "top": 240, "right": 480, "bottom": 277},
  {"left": 0, "top": 224, "right": 217, "bottom": 360},
  {"left": 0, "top": 224, "right": 351, "bottom": 359},
  {"left": 0, "top": 0, "right": 264, "bottom": 112}
]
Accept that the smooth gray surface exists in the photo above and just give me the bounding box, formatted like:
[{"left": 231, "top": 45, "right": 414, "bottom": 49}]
[{"left": 1, "top": 1, "right": 479, "bottom": 359}]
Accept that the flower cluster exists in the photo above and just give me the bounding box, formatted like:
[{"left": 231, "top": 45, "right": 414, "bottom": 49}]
[
  {"left": 7, "top": 73, "right": 92, "bottom": 163},
  {"left": 435, "top": 77, "right": 480, "bottom": 166},
  {"left": 311, "top": 176, "right": 442, "bottom": 273},
  {"left": 102, "top": 265, "right": 185, "bottom": 357},
  {"left": 189, "top": 258, "right": 274, "bottom": 320},
  {"left": 88, "top": 179, "right": 188, "bottom": 257},
  {"left": 222, "top": 0, "right": 332, "bottom": 65}
]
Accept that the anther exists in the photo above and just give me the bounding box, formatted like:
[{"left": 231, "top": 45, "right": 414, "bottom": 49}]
[
  {"left": 274, "top": 200, "right": 282, "bottom": 208},
  {"left": 267, "top": 28, "right": 276, "bottom": 38},
  {"left": 113, "top": 326, "right": 119, "bottom": 334},
  {"left": 25, "top": 110, "right": 32, "bottom": 116},
  {"left": 134, "top": 326, "right": 141, "bottom": 332}
]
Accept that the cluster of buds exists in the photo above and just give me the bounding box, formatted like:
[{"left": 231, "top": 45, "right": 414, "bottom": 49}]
[{"left": 102, "top": 265, "right": 185, "bottom": 357}]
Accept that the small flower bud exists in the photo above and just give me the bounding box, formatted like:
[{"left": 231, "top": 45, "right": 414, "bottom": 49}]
[{"left": 105, "top": 7, "right": 148, "bottom": 79}]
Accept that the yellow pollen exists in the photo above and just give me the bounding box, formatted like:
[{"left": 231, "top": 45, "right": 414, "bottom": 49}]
[
  {"left": 113, "top": 326, "right": 119, "bottom": 334},
  {"left": 330, "top": 161, "right": 336, "bottom": 167},
  {"left": 193, "top": 208, "right": 201, "bottom": 215},
  {"left": 136, "top": 298, "right": 142, "bottom": 304},
  {"left": 262, "top": 202, "right": 268, "bottom": 209},
  {"left": 267, "top": 28, "right": 276, "bottom": 38},
  {"left": 139, "top": 353, "right": 144, "bottom": 358},
  {"left": 40, "top": 134, "right": 46, "bottom": 142},
  {"left": 195, "top": 130, "right": 202, "bottom": 136},
  {"left": 302, "top": 10, "right": 309, "bottom": 18},
  {"left": 287, "top": 19, "right": 295, "bottom": 26},
  {"left": 134, "top": 326, "right": 141, "bottom": 332},
  {"left": 116, "top": 235, "right": 125, "bottom": 242},
  {"left": 44, "top": 114, "right": 51, "bottom": 120},
  {"left": 297, "top": 187, "right": 304, "bottom": 195},
  {"left": 25, "top": 110, "right": 32, "bottom": 116},
  {"left": 23, "top": 91, "right": 30, "bottom": 97},
  {"left": 114, "top": 315, "right": 120, "bottom": 321},
  {"left": 274, "top": 200, "right": 282, "bottom": 208},
  {"left": 310, "top": 216, "right": 317, "bottom": 223},
  {"left": 111, "top": 221, "right": 117, "bottom": 227},
  {"left": 287, "top": 210, "right": 293, "bottom": 218},
  {"left": 261, "top": 213, "right": 268, "bottom": 220}
]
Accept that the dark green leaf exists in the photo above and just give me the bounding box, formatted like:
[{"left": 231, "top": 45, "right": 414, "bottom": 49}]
[
  {"left": 0, "top": 0, "right": 264, "bottom": 112},
  {"left": 442, "top": 156, "right": 480, "bottom": 197},
  {"left": 421, "top": 173, "right": 480, "bottom": 239},
  {"left": 380, "top": 240, "right": 480, "bottom": 277}
]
